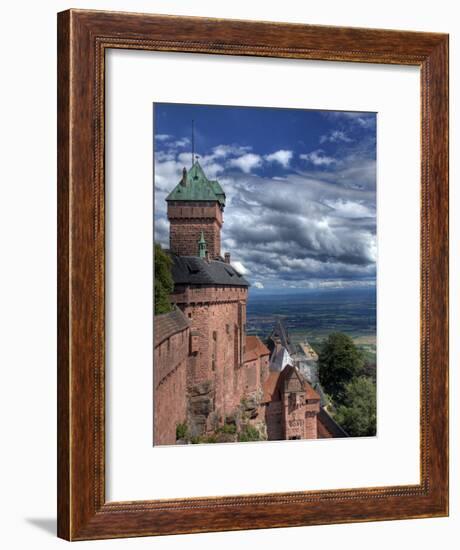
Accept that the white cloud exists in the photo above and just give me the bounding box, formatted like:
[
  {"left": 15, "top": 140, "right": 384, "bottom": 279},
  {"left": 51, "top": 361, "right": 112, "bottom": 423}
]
[
  {"left": 355, "top": 116, "right": 375, "bottom": 128},
  {"left": 155, "top": 134, "right": 190, "bottom": 149},
  {"left": 171, "top": 137, "right": 190, "bottom": 148},
  {"left": 317, "top": 279, "right": 376, "bottom": 289},
  {"left": 228, "top": 153, "right": 262, "bottom": 173},
  {"left": 264, "top": 149, "right": 293, "bottom": 168},
  {"left": 324, "top": 199, "right": 375, "bottom": 219},
  {"left": 212, "top": 144, "right": 252, "bottom": 158},
  {"left": 253, "top": 281, "right": 264, "bottom": 289},
  {"left": 320, "top": 130, "right": 352, "bottom": 144},
  {"left": 231, "top": 260, "right": 248, "bottom": 275},
  {"left": 300, "top": 149, "right": 336, "bottom": 166},
  {"left": 326, "top": 111, "right": 376, "bottom": 129}
]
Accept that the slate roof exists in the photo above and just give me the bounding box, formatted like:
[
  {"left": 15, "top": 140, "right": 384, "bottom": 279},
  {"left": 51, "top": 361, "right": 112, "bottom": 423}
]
[
  {"left": 269, "top": 344, "right": 293, "bottom": 372},
  {"left": 267, "top": 318, "right": 296, "bottom": 356},
  {"left": 165, "top": 162, "right": 226, "bottom": 206},
  {"left": 154, "top": 308, "right": 190, "bottom": 347},
  {"left": 171, "top": 254, "right": 249, "bottom": 287}
]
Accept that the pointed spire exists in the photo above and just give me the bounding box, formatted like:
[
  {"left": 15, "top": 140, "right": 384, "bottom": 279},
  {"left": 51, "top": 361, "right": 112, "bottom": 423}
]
[
  {"left": 191, "top": 119, "right": 195, "bottom": 166},
  {"left": 198, "top": 230, "right": 207, "bottom": 259}
]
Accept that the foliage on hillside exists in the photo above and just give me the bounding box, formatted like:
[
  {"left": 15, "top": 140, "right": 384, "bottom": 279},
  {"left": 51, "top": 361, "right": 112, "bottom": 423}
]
[
  {"left": 334, "top": 376, "right": 376, "bottom": 437},
  {"left": 318, "top": 332, "right": 364, "bottom": 405},
  {"left": 154, "top": 244, "right": 174, "bottom": 315},
  {"left": 318, "top": 332, "right": 376, "bottom": 437}
]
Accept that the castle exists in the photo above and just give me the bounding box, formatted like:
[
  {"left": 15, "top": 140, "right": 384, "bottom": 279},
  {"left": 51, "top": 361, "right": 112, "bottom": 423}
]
[{"left": 154, "top": 161, "right": 346, "bottom": 444}]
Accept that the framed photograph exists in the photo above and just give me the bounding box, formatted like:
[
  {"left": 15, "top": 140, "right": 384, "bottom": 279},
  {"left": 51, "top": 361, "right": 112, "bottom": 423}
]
[{"left": 57, "top": 9, "right": 449, "bottom": 540}]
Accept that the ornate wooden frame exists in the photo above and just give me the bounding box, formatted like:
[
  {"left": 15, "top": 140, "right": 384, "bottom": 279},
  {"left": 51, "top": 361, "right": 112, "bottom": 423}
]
[{"left": 57, "top": 9, "right": 449, "bottom": 541}]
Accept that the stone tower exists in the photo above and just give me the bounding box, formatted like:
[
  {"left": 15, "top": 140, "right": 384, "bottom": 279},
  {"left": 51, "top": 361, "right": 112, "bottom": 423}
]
[{"left": 166, "top": 162, "right": 225, "bottom": 258}]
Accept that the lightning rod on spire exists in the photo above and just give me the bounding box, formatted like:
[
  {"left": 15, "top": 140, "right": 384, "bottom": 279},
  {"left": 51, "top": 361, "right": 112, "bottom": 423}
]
[{"left": 192, "top": 119, "right": 195, "bottom": 165}]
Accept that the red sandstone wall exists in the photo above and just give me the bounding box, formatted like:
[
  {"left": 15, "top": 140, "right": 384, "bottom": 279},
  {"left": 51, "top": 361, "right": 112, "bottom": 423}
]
[
  {"left": 168, "top": 202, "right": 223, "bottom": 258},
  {"left": 243, "top": 360, "right": 258, "bottom": 392},
  {"left": 260, "top": 355, "right": 269, "bottom": 385},
  {"left": 264, "top": 391, "right": 320, "bottom": 441},
  {"left": 172, "top": 286, "right": 247, "bottom": 309},
  {"left": 283, "top": 394, "right": 305, "bottom": 439},
  {"left": 154, "top": 326, "right": 189, "bottom": 445},
  {"left": 172, "top": 286, "right": 248, "bottom": 422},
  {"left": 283, "top": 397, "right": 320, "bottom": 440},
  {"left": 304, "top": 401, "right": 320, "bottom": 439},
  {"left": 265, "top": 401, "right": 283, "bottom": 440}
]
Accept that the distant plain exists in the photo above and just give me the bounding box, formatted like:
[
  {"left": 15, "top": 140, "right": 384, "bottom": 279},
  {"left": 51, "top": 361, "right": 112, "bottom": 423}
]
[{"left": 246, "top": 287, "right": 376, "bottom": 361}]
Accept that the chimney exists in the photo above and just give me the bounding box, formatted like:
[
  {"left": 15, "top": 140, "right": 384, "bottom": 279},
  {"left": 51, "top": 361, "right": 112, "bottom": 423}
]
[
  {"left": 205, "top": 250, "right": 210, "bottom": 263},
  {"left": 180, "top": 167, "right": 187, "bottom": 187},
  {"left": 224, "top": 252, "right": 231, "bottom": 264}
]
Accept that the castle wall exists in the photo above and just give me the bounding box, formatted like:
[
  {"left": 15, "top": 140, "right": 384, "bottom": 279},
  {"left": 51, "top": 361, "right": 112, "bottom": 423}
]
[
  {"left": 265, "top": 401, "right": 284, "bottom": 440},
  {"left": 282, "top": 396, "right": 320, "bottom": 440},
  {"left": 171, "top": 285, "right": 248, "bottom": 423},
  {"left": 264, "top": 398, "right": 320, "bottom": 441},
  {"left": 304, "top": 407, "right": 319, "bottom": 439},
  {"left": 154, "top": 312, "right": 190, "bottom": 445},
  {"left": 260, "top": 354, "right": 269, "bottom": 385},
  {"left": 168, "top": 202, "right": 223, "bottom": 258},
  {"left": 242, "top": 358, "right": 258, "bottom": 393}
]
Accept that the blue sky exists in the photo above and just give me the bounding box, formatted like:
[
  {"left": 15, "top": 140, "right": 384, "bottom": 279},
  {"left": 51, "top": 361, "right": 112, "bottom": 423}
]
[{"left": 154, "top": 103, "right": 376, "bottom": 290}]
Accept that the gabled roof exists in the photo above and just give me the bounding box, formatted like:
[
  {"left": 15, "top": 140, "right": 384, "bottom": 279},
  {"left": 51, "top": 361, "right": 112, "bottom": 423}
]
[
  {"left": 171, "top": 254, "right": 249, "bottom": 288},
  {"left": 244, "top": 335, "right": 270, "bottom": 362},
  {"left": 262, "top": 365, "right": 320, "bottom": 403},
  {"left": 247, "top": 335, "right": 270, "bottom": 356},
  {"left": 280, "top": 365, "right": 321, "bottom": 401},
  {"left": 267, "top": 318, "right": 296, "bottom": 356},
  {"left": 165, "top": 162, "right": 226, "bottom": 206}
]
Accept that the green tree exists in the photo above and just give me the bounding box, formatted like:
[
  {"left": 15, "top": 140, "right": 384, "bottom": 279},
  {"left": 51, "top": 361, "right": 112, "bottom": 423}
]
[
  {"left": 334, "top": 376, "right": 377, "bottom": 437},
  {"left": 318, "top": 332, "right": 364, "bottom": 404},
  {"left": 154, "top": 244, "right": 174, "bottom": 314}
]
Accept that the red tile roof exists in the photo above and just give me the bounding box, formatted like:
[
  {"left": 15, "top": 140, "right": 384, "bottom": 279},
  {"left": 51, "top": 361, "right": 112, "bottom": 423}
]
[
  {"left": 304, "top": 381, "right": 321, "bottom": 401},
  {"left": 262, "top": 371, "right": 281, "bottom": 402},
  {"left": 244, "top": 335, "right": 270, "bottom": 363}
]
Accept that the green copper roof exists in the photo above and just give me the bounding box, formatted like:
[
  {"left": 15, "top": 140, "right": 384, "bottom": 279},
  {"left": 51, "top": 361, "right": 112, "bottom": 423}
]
[{"left": 165, "top": 162, "right": 226, "bottom": 206}]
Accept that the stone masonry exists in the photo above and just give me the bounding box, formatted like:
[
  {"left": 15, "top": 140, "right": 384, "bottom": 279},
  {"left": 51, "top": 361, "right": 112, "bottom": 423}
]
[
  {"left": 168, "top": 202, "right": 223, "bottom": 259},
  {"left": 153, "top": 309, "right": 190, "bottom": 445}
]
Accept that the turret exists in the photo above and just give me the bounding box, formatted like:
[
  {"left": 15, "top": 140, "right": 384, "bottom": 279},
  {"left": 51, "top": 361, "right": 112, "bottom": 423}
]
[
  {"left": 198, "top": 231, "right": 207, "bottom": 259},
  {"left": 166, "top": 162, "right": 226, "bottom": 258}
]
